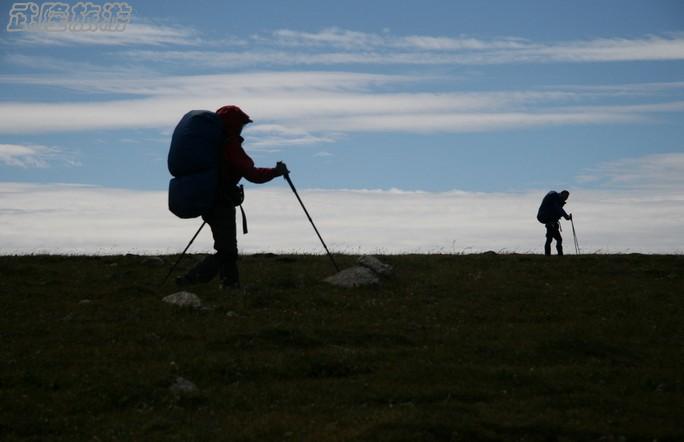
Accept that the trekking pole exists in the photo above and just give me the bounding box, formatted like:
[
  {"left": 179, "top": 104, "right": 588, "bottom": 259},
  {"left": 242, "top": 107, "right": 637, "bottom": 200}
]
[
  {"left": 160, "top": 221, "right": 206, "bottom": 288},
  {"left": 570, "top": 217, "right": 580, "bottom": 255},
  {"left": 281, "top": 164, "right": 340, "bottom": 272}
]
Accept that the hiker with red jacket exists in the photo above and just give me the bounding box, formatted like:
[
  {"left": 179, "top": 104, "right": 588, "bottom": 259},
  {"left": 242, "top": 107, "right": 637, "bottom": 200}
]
[
  {"left": 176, "top": 105, "right": 288, "bottom": 289},
  {"left": 536, "top": 190, "right": 572, "bottom": 256}
]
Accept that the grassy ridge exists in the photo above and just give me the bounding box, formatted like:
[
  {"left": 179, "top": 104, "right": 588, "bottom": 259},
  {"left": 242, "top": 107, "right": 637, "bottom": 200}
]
[{"left": 1, "top": 254, "right": 683, "bottom": 441}]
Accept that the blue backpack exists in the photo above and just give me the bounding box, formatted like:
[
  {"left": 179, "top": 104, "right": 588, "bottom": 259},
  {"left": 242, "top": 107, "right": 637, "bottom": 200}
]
[{"left": 168, "top": 110, "right": 224, "bottom": 218}]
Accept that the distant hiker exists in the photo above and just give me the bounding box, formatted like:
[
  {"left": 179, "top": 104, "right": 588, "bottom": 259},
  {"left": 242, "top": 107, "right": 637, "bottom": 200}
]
[
  {"left": 536, "top": 190, "right": 572, "bottom": 256},
  {"left": 169, "top": 105, "right": 288, "bottom": 289}
]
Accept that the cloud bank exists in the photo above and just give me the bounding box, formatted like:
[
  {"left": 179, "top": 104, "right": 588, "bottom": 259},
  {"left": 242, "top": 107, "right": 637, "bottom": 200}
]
[
  {"left": 1, "top": 182, "right": 681, "bottom": 255},
  {"left": 578, "top": 153, "right": 684, "bottom": 190}
]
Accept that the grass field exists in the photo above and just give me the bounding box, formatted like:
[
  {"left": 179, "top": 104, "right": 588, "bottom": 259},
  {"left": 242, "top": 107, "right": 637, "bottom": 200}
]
[{"left": 1, "top": 253, "right": 682, "bottom": 441}]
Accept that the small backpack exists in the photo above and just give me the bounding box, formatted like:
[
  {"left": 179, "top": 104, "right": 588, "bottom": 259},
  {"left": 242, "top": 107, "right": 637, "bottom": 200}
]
[{"left": 167, "top": 110, "right": 223, "bottom": 218}]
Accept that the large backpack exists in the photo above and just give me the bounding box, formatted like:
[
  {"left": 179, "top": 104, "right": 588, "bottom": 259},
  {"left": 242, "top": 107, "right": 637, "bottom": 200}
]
[
  {"left": 168, "top": 110, "right": 224, "bottom": 218},
  {"left": 536, "top": 191, "right": 559, "bottom": 224}
]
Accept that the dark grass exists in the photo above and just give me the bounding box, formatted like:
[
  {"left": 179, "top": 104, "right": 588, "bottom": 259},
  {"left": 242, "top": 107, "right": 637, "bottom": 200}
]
[{"left": 1, "top": 253, "right": 683, "bottom": 441}]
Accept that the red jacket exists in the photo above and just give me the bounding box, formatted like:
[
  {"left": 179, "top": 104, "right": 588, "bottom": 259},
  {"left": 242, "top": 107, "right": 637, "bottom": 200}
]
[
  {"left": 221, "top": 135, "right": 278, "bottom": 186},
  {"left": 215, "top": 105, "right": 277, "bottom": 188}
]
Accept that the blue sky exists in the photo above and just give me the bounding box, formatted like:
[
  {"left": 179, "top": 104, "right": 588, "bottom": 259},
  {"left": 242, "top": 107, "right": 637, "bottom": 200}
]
[{"left": 0, "top": 0, "right": 683, "bottom": 254}]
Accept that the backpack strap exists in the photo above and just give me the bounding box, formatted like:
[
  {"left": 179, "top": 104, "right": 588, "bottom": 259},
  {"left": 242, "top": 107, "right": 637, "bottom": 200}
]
[{"left": 239, "top": 204, "right": 248, "bottom": 234}]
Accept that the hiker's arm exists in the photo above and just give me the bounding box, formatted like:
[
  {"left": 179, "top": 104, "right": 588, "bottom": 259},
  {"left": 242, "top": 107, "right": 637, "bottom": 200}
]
[
  {"left": 559, "top": 206, "right": 570, "bottom": 220},
  {"left": 244, "top": 162, "right": 287, "bottom": 182},
  {"left": 232, "top": 146, "right": 279, "bottom": 184},
  {"left": 244, "top": 166, "right": 278, "bottom": 184}
]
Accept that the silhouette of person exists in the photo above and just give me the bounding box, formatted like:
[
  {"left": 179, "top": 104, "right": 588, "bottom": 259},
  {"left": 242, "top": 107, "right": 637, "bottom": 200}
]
[
  {"left": 177, "top": 105, "right": 288, "bottom": 289},
  {"left": 536, "top": 190, "right": 572, "bottom": 256}
]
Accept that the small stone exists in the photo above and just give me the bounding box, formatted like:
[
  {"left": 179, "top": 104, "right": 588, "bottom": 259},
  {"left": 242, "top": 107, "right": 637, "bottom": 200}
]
[
  {"left": 226, "top": 311, "right": 238, "bottom": 318},
  {"left": 162, "top": 291, "right": 203, "bottom": 308},
  {"left": 170, "top": 376, "right": 198, "bottom": 396},
  {"left": 358, "top": 255, "right": 393, "bottom": 275},
  {"left": 325, "top": 266, "right": 380, "bottom": 288},
  {"left": 79, "top": 299, "right": 92, "bottom": 304}
]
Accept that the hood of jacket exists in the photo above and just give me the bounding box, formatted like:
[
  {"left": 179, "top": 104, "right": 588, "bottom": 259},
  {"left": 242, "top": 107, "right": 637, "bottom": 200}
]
[{"left": 216, "top": 105, "right": 252, "bottom": 135}]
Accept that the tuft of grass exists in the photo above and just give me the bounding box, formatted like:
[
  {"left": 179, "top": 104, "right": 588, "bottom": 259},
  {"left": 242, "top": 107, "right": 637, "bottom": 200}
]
[{"left": 0, "top": 253, "right": 683, "bottom": 441}]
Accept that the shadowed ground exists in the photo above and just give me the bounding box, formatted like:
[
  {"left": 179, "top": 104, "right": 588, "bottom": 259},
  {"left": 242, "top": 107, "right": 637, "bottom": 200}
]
[{"left": 1, "top": 254, "right": 682, "bottom": 441}]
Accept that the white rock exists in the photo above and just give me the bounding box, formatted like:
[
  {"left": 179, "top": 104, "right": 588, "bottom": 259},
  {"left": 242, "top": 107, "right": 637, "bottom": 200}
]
[
  {"left": 162, "top": 291, "right": 202, "bottom": 308},
  {"left": 324, "top": 266, "right": 380, "bottom": 288},
  {"left": 358, "top": 255, "right": 393, "bottom": 275},
  {"left": 170, "top": 376, "right": 198, "bottom": 396}
]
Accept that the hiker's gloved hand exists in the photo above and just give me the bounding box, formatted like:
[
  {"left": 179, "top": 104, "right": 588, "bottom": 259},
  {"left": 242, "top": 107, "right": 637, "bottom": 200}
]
[{"left": 274, "top": 161, "right": 289, "bottom": 177}]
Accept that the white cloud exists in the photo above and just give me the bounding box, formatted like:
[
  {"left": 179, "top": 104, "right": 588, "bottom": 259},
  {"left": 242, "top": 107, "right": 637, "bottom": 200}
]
[
  {"left": 0, "top": 143, "right": 61, "bottom": 167},
  {"left": 0, "top": 69, "right": 677, "bottom": 135},
  {"left": 269, "top": 28, "right": 387, "bottom": 49},
  {"left": 578, "top": 153, "right": 684, "bottom": 190},
  {"left": 545, "top": 81, "right": 684, "bottom": 95},
  {"left": 7, "top": 22, "right": 203, "bottom": 46},
  {"left": 299, "top": 111, "right": 640, "bottom": 133},
  {"left": 526, "top": 35, "right": 684, "bottom": 63},
  {"left": 0, "top": 95, "right": 651, "bottom": 135},
  {"left": 119, "top": 49, "right": 453, "bottom": 67},
  {"left": 0, "top": 181, "right": 682, "bottom": 255},
  {"left": 265, "top": 28, "right": 684, "bottom": 63},
  {"left": 398, "top": 35, "right": 530, "bottom": 51},
  {"left": 247, "top": 124, "right": 336, "bottom": 148},
  {"left": 0, "top": 97, "right": 188, "bottom": 133},
  {"left": 0, "top": 70, "right": 409, "bottom": 96},
  {"left": 118, "top": 30, "right": 684, "bottom": 66},
  {"left": 8, "top": 24, "right": 683, "bottom": 63}
]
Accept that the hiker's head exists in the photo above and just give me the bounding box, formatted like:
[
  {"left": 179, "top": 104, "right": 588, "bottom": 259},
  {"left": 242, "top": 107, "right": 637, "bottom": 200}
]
[
  {"left": 216, "top": 105, "right": 252, "bottom": 136},
  {"left": 560, "top": 190, "right": 570, "bottom": 201}
]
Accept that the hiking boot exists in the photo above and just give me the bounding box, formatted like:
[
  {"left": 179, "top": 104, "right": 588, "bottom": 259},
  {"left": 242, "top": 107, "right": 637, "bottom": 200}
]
[
  {"left": 219, "top": 259, "right": 240, "bottom": 291},
  {"left": 176, "top": 254, "right": 220, "bottom": 287}
]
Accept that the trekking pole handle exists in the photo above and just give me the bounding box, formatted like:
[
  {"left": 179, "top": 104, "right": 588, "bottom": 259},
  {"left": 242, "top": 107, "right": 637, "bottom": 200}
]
[{"left": 276, "top": 161, "right": 290, "bottom": 177}]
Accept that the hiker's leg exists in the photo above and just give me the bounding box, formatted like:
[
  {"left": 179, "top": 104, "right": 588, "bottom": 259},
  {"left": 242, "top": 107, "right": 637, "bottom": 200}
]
[
  {"left": 219, "top": 255, "right": 240, "bottom": 288},
  {"left": 206, "top": 203, "right": 236, "bottom": 256},
  {"left": 206, "top": 202, "right": 239, "bottom": 287},
  {"left": 553, "top": 224, "right": 563, "bottom": 256},
  {"left": 176, "top": 202, "right": 236, "bottom": 286},
  {"left": 544, "top": 224, "right": 554, "bottom": 256}
]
